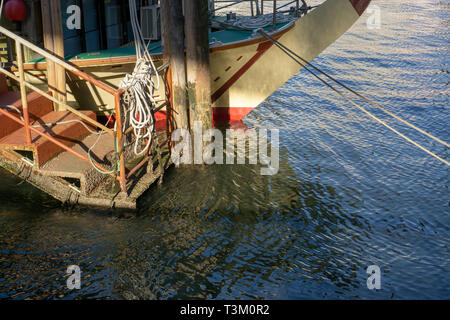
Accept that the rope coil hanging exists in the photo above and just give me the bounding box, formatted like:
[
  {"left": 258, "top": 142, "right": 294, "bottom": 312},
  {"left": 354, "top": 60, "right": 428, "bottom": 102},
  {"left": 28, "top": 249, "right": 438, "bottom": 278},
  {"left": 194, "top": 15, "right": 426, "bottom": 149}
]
[{"left": 119, "top": 0, "right": 160, "bottom": 156}]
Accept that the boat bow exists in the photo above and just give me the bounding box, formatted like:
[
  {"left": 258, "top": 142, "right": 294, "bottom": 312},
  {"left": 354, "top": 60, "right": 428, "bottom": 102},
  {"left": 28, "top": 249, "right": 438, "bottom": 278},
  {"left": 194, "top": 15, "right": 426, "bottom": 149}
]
[{"left": 210, "top": 0, "right": 372, "bottom": 122}]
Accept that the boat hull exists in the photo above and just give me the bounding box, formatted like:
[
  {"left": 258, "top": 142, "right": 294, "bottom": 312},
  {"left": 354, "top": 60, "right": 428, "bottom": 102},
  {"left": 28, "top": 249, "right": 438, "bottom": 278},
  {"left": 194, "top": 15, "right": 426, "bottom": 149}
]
[
  {"left": 210, "top": 0, "right": 369, "bottom": 121},
  {"left": 20, "top": 0, "right": 370, "bottom": 125}
]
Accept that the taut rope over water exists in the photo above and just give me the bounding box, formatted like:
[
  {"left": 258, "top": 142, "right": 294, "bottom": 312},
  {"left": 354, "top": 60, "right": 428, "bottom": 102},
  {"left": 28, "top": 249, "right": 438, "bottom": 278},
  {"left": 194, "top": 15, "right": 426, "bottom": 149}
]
[{"left": 259, "top": 30, "right": 449, "bottom": 166}]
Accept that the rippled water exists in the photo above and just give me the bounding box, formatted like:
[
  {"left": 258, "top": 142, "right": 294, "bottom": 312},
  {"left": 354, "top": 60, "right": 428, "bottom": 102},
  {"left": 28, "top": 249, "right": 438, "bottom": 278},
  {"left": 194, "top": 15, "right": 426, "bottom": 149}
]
[{"left": 0, "top": 0, "right": 449, "bottom": 299}]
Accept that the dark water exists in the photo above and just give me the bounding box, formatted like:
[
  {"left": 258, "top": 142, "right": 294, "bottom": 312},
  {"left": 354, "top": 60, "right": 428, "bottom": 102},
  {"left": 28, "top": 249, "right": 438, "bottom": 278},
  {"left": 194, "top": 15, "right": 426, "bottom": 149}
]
[{"left": 0, "top": 0, "right": 449, "bottom": 299}]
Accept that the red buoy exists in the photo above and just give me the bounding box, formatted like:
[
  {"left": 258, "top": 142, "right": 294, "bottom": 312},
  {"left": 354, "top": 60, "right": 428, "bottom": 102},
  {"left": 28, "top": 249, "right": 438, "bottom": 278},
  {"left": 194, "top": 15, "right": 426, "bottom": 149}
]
[{"left": 4, "top": 0, "right": 27, "bottom": 22}]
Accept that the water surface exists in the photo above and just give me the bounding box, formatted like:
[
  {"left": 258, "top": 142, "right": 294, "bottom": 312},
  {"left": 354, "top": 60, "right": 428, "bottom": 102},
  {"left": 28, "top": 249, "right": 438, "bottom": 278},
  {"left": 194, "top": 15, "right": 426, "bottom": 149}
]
[{"left": 0, "top": 0, "right": 449, "bottom": 299}]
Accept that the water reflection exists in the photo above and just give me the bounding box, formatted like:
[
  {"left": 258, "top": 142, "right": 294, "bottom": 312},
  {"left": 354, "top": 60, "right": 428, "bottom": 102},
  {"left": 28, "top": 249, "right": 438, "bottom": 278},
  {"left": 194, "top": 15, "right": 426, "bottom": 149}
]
[{"left": 0, "top": 0, "right": 449, "bottom": 300}]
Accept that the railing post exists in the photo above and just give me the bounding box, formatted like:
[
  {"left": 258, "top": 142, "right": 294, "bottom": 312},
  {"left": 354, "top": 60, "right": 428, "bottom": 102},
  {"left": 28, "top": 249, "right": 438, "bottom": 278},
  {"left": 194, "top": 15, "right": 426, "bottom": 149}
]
[
  {"left": 114, "top": 91, "right": 127, "bottom": 194},
  {"left": 261, "top": 0, "right": 264, "bottom": 15},
  {"left": 273, "top": 0, "right": 277, "bottom": 31},
  {"left": 15, "top": 41, "right": 32, "bottom": 145}
]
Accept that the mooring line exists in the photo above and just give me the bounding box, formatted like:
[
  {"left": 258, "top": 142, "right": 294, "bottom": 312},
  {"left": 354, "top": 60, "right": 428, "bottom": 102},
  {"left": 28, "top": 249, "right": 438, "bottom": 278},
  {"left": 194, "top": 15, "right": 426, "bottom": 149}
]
[
  {"left": 259, "top": 30, "right": 449, "bottom": 166},
  {"left": 261, "top": 30, "right": 449, "bottom": 149}
]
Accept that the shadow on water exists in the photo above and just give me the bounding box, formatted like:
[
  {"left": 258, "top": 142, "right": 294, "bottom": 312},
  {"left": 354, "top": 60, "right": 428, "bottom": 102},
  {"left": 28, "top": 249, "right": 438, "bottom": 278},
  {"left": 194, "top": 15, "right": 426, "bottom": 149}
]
[
  {"left": 0, "top": 149, "right": 374, "bottom": 300},
  {"left": 104, "top": 153, "right": 371, "bottom": 299}
]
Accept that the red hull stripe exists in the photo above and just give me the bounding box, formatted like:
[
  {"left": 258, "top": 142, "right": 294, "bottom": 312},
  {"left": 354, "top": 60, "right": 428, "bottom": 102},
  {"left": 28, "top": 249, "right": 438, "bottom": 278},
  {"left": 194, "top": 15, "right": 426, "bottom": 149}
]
[
  {"left": 349, "top": 0, "right": 371, "bottom": 16},
  {"left": 154, "top": 107, "right": 254, "bottom": 128},
  {"left": 212, "top": 106, "right": 254, "bottom": 124}
]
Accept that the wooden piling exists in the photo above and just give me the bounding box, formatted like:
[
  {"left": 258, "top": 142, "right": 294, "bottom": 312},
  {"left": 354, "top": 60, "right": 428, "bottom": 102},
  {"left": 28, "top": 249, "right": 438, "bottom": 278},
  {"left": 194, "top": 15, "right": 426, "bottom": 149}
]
[
  {"left": 160, "top": 0, "right": 189, "bottom": 132},
  {"left": 184, "top": 0, "right": 213, "bottom": 134}
]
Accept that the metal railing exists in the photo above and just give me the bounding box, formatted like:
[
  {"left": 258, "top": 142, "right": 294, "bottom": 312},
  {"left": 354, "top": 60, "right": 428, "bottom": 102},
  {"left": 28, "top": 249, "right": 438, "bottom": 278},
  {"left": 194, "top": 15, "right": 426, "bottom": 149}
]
[
  {"left": 0, "top": 26, "right": 129, "bottom": 193},
  {"left": 211, "top": 1, "right": 306, "bottom": 18}
]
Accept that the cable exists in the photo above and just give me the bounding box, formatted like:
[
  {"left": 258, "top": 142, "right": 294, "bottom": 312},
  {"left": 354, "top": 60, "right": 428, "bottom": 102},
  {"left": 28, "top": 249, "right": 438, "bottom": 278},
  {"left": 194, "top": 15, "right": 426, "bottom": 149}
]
[
  {"left": 261, "top": 30, "right": 449, "bottom": 149},
  {"left": 87, "top": 114, "right": 118, "bottom": 175}
]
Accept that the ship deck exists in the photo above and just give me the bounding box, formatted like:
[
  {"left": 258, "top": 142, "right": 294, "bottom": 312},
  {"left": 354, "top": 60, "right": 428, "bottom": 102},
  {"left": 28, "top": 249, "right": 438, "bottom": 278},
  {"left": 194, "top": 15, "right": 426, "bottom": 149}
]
[{"left": 27, "top": 22, "right": 291, "bottom": 65}]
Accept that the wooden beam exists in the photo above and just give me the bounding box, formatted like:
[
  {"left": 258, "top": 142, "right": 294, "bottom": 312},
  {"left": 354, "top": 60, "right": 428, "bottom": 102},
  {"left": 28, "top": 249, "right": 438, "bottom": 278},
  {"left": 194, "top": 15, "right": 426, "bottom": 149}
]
[{"left": 41, "top": 0, "right": 67, "bottom": 110}]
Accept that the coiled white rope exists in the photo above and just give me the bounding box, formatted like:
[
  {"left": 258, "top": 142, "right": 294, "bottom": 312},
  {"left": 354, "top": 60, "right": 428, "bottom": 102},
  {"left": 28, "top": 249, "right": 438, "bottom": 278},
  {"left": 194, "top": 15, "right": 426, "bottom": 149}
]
[{"left": 119, "top": 0, "right": 160, "bottom": 156}]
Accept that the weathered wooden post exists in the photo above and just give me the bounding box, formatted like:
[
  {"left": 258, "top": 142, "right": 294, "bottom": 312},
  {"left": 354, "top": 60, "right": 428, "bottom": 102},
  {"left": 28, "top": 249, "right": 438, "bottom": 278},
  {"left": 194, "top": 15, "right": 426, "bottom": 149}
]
[
  {"left": 41, "top": 0, "right": 66, "bottom": 110},
  {"left": 160, "top": 0, "right": 189, "bottom": 133},
  {"left": 184, "top": 0, "right": 213, "bottom": 163},
  {"left": 184, "top": 0, "right": 212, "bottom": 130}
]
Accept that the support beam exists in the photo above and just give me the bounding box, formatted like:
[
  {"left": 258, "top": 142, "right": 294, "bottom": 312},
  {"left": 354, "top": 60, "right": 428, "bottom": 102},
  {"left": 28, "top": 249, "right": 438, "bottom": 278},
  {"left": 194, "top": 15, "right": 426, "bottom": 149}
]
[
  {"left": 41, "top": 0, "right": 66, "bottom": 110},
  {"left": 184, "top": 0, "right": 213, "bottom": 135},
  {"left": 160, "top": 0, "right": 189, "bottom": 132}
]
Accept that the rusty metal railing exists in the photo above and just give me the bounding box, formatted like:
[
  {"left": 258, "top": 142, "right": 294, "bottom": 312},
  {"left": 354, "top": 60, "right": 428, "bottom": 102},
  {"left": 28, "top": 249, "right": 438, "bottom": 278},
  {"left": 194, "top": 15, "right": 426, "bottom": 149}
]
[{"left": 0, "top": 26, "right": 129, "bottom": 194}]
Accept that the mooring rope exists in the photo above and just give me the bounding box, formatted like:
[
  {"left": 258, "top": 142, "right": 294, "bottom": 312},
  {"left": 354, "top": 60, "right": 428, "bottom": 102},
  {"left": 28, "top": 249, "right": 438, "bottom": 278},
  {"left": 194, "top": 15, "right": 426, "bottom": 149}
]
[{"left": 259, "top": 30, "right": 450, "bottom": 166}]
